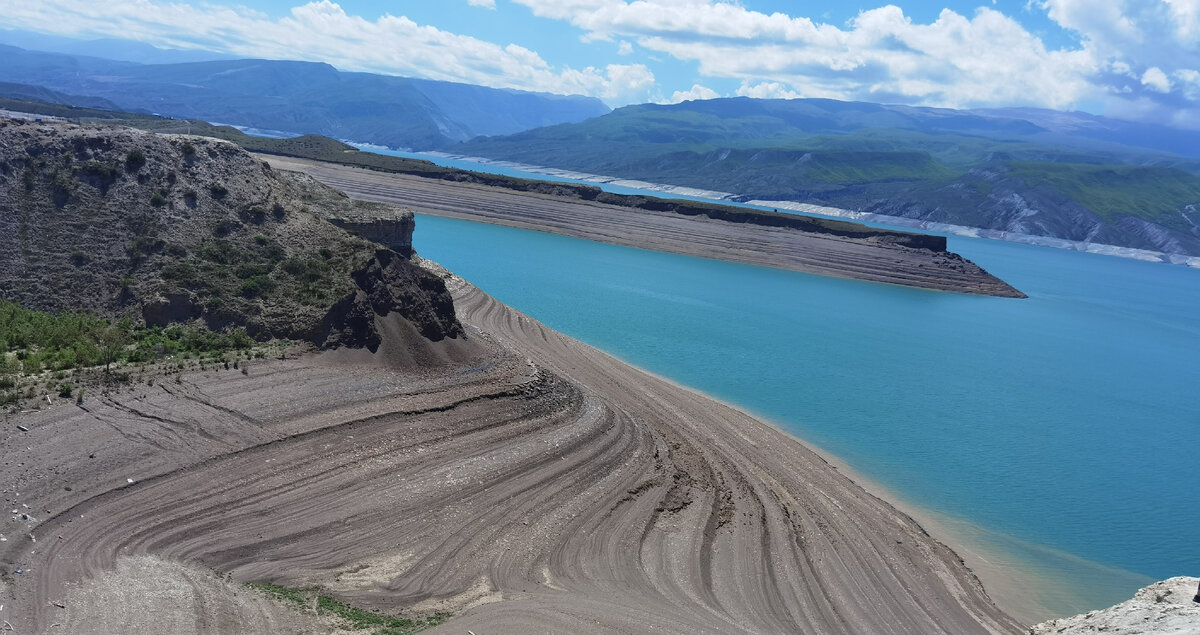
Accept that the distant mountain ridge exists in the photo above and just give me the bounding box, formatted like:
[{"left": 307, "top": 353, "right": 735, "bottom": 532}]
[
  {"left": 0, "top": 44, "right": 610, "bottom": 148},
  {"left": 455, "top": 97, "right": 1200, "bottom": 257}
]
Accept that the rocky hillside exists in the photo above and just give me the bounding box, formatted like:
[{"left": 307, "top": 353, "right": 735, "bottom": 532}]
[
  {"left": 0, "top": 118, "right": 462, "bottom": 349},
  {"left": 456, "top": 97, "right": 1200, "bottom": 258},
  {"left": 1030, "top": 577, "right": 1200, "bottom": 634}
]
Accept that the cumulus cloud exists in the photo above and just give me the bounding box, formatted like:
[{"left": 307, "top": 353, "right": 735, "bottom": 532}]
[
  {"left": 1040, "top": 0, "right": 1200, "bottom": 126},
  {"left": 1141, "top": 67, "right": 1172, "bottom": 93},
  {"left": 735, "top": 81, "right": 802, "bottom": 100},
  {"left": 512, "top": 0, "right": 1096, "bottom": 110},
  {"left": 0, "top": 0, "right": 654, "bottom": 104},
  {"left": 509, "top": 0, "right": 1200, "bottom": 125},
  {"left": 468, "top": 0, "right": 497, "bottom": 8},
  {"left": 668, "top": 83, "right": 719, "bottom": 103}
]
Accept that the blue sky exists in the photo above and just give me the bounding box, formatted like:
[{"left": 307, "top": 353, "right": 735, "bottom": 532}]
[{"left": 2, "top": 1, "right": 1198, "bottom": 127}]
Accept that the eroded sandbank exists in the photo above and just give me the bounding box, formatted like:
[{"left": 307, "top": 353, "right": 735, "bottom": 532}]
[
  {"left": 0, "top": 271, "right": 1022, "bottom": 634},
  {"left": 261, "top": 155, "right": 1025, "bottom": 298}
]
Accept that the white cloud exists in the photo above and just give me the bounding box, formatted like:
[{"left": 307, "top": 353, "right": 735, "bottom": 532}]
[
  {"left": 617, "top": 40, "right": 633, "bottom": 55},
  {"left": 0, "top": 0, "right": 654, "bottom": 104},
  {"left": 512, "top": 1, "right": 1096, "bottom": 110},
  {"left": 1141, "top": 67, "right": 1172, "bottom": 93},
  {"left": 468, "top": 0, "right": 496, "bottom": 8},
  {"left": 735, "top": 81, "right": 802, "bottom": 100},
  {"left": 668, "top": 83, "right": 719, "bottom": 103},
  {"left": 507, "top": 0, "right": 1200, "bottom": 125}
]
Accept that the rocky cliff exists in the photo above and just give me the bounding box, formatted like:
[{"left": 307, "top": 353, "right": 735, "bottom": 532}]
[
  {"left": 0, "top": 118, "right": 462, "bottom": 348},
  {"left": 1030, "top": 577, "right": 1200, "bottom": 635}
]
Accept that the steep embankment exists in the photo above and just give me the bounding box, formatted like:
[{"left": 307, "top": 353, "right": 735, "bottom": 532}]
[{"left": 0, "top": 119, "right": 464, "bottom": 354}]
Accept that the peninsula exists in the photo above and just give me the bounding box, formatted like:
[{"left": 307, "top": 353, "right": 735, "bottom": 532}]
[{"left": 0, "top": 120, "right": 1023, "bottom": 633}]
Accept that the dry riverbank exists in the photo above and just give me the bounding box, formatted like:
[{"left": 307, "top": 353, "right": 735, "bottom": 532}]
[
  {"left": 0, "top": 263, "right": 1022, "bottom": 634},
  {"left": 261, "top": 156, "right": 1025, "bottom": 298}
]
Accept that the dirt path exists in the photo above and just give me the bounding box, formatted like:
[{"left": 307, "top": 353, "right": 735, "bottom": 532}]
[
  {"left": 262, "top": 156, "right": 1025, "bottom": 298},
  {"left": 0, "top": 274, "right": 1022, "bottom": 634}
]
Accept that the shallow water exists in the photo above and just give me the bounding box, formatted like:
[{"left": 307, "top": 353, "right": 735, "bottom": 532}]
[{"left": 410, "top": 209, "right": 1199, "bottom": 617}]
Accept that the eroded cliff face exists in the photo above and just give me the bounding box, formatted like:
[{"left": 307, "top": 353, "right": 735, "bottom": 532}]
[
  {"left": 1029, "top": 577, "right": 1200, "bottom": 635},
  {"left": 0, "top": 118, "right": 462, "bottom": 347},
  {"left": 862, "top": 167, "right": 1200, "bottom": 257}
]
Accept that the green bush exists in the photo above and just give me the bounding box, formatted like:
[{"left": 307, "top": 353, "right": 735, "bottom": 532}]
[
  {"left": 125, "top": 149, "right": 146, "bottom": 171},
  {"left": 0, "top": 299, "right": 257, "bottom": 374}
]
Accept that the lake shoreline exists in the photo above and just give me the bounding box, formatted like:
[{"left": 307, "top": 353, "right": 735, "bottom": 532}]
[
  {"left": 391, "top": 147, "right": 1200, "bottom": 269},
  {"left": 261, "top": 154, "right": 1026, "bottom": 298}
]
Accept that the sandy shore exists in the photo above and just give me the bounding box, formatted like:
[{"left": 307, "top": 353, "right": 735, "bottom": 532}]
[
  {"left": 0, "top": 261, "right": 1022, "bottom": 633},
  {"left": 261, "top": 155, "right": 1025, "bottom": 298}
]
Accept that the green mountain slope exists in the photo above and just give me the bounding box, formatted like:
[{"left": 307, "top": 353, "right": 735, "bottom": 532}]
[{"left": 456, "top": 98, "right": 1200, "bottom": 256}]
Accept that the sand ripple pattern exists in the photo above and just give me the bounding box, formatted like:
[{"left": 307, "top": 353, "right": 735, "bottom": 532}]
[{"left": 0, "top": 281, "right": 1021, "bottom": 634}]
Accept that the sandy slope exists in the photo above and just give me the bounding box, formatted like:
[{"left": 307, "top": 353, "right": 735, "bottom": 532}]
[
  {"left": 261, "top": 156, "right": 1025, "bottom": 298},
  {"left": 0, "top": 270, "right": 1021, "bottom": 634}
]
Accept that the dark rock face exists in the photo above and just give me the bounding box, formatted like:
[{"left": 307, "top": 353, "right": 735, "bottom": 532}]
[
  {"left": 328, "top": 217, "right": 415, "bottom": 257},
  {"left": 317, "top": 250, "right": 462, "bottom": 350},
  {"left": 0, "top": 118, "right": 464, "bottom": 350},
  {"left": 141, "top": 293, "right": 203, "bottom": 327}
]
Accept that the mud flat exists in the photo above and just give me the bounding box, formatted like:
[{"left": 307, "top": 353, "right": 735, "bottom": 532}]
[
  {"left": 262, "top": 156, "right": 1025, "bottom": 298},
  {"left": 0, "top": 262, "right": 1022, "bottom": 634}
]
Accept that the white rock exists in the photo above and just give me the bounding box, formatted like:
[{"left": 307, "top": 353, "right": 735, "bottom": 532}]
[{"left": 1030, "top": 577, "right": 1200, "bottom": 635}]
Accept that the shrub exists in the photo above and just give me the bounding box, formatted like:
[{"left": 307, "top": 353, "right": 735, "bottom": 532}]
[
  {"left": 239, "top": 275, "right": 276, "bottom": 298},
  {"left": 209, "top": 183, "right": 228, "bottom": 199},
  {"left": 125, "top": 149, "right": 146, "bottom": 171},
  {"left": 150, "top": 192, "right": 167, "bottom": 207}
]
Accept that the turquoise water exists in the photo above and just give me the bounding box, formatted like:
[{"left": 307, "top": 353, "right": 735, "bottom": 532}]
[{"left": 411, "top": 212, "right": 1200, "bottom": 616}]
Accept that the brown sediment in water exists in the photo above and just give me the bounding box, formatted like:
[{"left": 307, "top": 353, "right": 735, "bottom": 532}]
[
  {"left": 0, "top": 262, "right": 1022, "bottom": 634},
  {"left": 260, "top": 155, "right": 1026, "bottom": 299}
]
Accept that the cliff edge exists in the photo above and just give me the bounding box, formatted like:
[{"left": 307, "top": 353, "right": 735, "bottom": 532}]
[
  {"left": 0, "top": 118, "right": 465, "bottom": 355},
  {"left": 1030, "top": 577, "right": 1200, "bottom": 635}
]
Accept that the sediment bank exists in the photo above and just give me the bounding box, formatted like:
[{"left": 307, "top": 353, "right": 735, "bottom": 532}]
[{"left": 261, "top": 155, "right": 1026, "bottom": 298}]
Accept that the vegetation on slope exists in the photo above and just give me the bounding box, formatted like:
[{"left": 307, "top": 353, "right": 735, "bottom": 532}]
[
  {"left": 0, "top": 298, "right": 253, "bottom": 376},
  {"left": 248, "top": 583, "right": 449, "bottom": 635},
  {"left": 454, "top": 99, "right": 1200, "bottom": 255},
  {"left": 1006, "top": 162, "right": 1200, "bottom": 223}
]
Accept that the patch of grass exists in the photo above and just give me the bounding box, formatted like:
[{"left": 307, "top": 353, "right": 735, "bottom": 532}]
[
  {"left": 1007, "top": 162, "right": 1200, "bottom": 223},
  {"left": 247, "top": 583, "right": 449, "bottom": 634}
]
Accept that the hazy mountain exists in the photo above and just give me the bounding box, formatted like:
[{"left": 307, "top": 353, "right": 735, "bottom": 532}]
[
  {"left": 0, "top": 44, "right": 610, "bottom": 148},
  {"left": 0, "top": 29, "right": 234, "bottom": 64},
  {"left": 456, "top": 98, "right": 1200, "bottom": 257},
  {"left": 0, "top": 81, "right": 124, "bottom": 111}
]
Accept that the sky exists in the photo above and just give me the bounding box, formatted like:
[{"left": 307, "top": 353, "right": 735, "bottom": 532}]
[{"left": 1, "top": 0, "right": 1199, "bottom": 128}]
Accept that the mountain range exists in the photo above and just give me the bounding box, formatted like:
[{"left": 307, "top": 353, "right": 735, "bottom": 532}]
[
  {"left": 455, "top": 98, "right": 1200, "bottom": 257},
  {"left": 0, "top": 44, "right": 610, "bottom": 148}
]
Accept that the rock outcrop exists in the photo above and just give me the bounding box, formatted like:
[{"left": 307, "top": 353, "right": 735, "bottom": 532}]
[
  {"left": 1030, "top": 577, "right": 1200, "bottom": 635},
  {"left": 0, "top": 118, "right": 463, "bottom": 347}
]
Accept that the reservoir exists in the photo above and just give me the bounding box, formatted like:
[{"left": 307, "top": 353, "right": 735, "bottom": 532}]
[{"left": 384, "top": 149, "right": 1200, "bottom": 619}]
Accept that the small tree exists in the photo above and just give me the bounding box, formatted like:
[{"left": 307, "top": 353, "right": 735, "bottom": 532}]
[{"left": 91, "top": 324, "right": 131, "bottom": 375}]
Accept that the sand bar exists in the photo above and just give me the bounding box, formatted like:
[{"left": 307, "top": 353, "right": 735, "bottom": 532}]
[{"left": 261, "top": 155, "right": 1025, "bottom": 298}]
